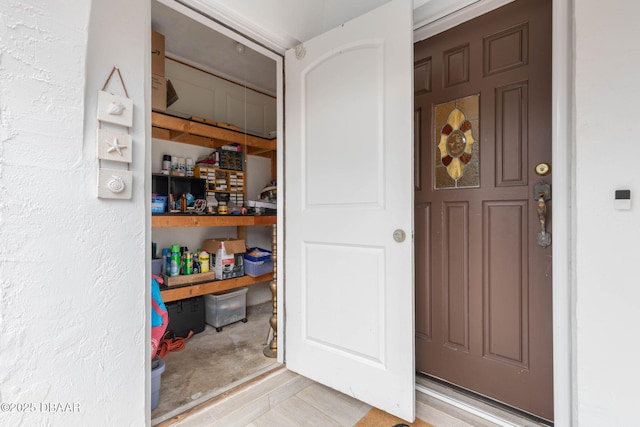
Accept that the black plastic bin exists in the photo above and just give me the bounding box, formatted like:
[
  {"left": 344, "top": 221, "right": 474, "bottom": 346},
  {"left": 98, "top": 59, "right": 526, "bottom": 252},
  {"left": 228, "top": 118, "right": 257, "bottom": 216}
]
[{"left": 165, "top": 296, "right": 206, "bottom": 338}]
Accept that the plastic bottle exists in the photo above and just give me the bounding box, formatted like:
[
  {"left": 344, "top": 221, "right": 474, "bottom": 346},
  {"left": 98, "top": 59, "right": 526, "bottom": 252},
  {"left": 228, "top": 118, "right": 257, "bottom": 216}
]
[
  {"left": 169, "top": 244, "right": 181, "bottom": 277},
  {"left": 162, "top": 248, "right": 171, "bottom": 274},
  {"left": 193, "top": 249, "right": 200, "bottom": 274},
  {"left": 179, "top": 246, "right": 188, "bottom": 274},
  {"left": 178, "top": 157, "right": 186, "bottom": 176},
  {"left": 199, "top": 250, "right": 210, "bottom": 273},
  {"left": 186, "top": 158, "right": 194, "bottom": 177},
  {"left": 162, "top": 155, "right": 171, "bottom": 175},
  {"left": 180, "top": 194, "right": 187, "bottom": 212},
  {"left": 170, "top": 156, "right": 178, "bottom": 175}
]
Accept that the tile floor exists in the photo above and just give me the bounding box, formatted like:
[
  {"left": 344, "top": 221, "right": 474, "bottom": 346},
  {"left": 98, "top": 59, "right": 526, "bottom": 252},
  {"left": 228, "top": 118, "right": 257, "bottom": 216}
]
[
  {"left": 151, "top": 302, "right": 551, "bottom": 427},
  {"left": 158, "top": 368, "right": 550, "bottom": 427}
]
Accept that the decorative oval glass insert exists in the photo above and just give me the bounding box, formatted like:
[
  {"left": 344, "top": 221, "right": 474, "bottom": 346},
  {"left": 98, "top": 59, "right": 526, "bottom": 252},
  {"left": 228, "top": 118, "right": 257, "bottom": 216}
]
[{"left": 438, "top": 108, "right": 475, "bottom": 181}]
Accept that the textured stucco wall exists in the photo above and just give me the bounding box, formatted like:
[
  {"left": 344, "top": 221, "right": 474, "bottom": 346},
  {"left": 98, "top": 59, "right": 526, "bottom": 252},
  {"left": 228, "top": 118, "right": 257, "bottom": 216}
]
[
  {"left": 0, "top": 1, "right": 149, "bottom": 426},
  {"left": 574, "top": 1, "right": 640, "bottom": 425}
]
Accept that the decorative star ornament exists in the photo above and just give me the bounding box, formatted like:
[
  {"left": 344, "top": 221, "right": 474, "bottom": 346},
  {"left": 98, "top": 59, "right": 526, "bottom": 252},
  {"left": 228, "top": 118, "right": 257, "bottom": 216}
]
[{"left": 107, "top": 136, "right": 127, "bottom": 156}]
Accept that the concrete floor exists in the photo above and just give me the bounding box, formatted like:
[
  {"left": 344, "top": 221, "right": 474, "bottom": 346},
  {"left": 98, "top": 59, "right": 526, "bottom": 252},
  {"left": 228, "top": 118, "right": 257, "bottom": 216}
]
[{"left": 152, "top": 301, "right": 277, "bottom": 425}]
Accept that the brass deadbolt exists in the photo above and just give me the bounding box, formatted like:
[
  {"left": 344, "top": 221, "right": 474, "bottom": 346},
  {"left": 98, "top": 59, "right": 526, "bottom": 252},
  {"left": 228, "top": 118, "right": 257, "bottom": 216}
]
[{"left": 535, "top": 162, "right": 551, "bottom": 176}]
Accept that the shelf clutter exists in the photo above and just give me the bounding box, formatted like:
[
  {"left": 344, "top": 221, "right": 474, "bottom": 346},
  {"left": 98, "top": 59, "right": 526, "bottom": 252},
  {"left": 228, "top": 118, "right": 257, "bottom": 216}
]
[
  {"left": 155, "top": 239, "right": 272, "bottom": 286},
  {"left": 153, "top": 237, "right": 274, "bottom": 303}
]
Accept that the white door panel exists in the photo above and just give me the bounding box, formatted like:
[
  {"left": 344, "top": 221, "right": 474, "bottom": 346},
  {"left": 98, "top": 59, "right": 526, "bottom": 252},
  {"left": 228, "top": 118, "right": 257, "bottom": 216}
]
[{"left": 285, "top": 0, "right": 415, "bottom": 421}]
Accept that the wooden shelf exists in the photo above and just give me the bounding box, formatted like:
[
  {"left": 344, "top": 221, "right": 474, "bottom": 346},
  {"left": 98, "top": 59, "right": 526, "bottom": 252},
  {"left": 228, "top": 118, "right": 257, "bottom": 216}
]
[
  {"left": 151, "top": 112, "right": 278, "bottom": 305},
  {"left": 152, "top": 111, "right": 276, "bottom": 157},
  {"left": 160, "top": 273, "right": 273, "bottom": 302},
  {"left": 152, "top": 214, "right": 276, "bottom": 228}
]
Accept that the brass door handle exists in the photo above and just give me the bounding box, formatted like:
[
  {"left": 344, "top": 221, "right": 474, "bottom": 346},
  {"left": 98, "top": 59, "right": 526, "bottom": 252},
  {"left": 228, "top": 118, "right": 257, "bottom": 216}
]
[
  {"left": 534, "top": 181, "right": 551, "bottom": 248},
  {"left": 537, "top": 197, "right": 547, "bottom": 232}
]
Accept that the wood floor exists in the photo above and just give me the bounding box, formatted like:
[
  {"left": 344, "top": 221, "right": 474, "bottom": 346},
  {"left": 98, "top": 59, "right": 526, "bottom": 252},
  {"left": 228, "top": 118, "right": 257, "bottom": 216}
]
[{"left": 159, "top": 367, "right": 549, "bottom": 427}]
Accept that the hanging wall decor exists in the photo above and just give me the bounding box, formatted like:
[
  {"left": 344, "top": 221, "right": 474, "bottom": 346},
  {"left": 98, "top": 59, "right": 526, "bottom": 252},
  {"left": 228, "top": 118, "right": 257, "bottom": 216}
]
[
  {"left": 97, "top": 91, "right": 134, "bottom": 127},
  {"left": 97, "top": 66, "right": 133, "bottom": 199},
  {"left": 434, "top": 94, "right": 480, "bottom": 189},
  {"left": 97, "top": 169, "right": 133, "bottom": 199},
  {"left": 97, "top": 129, "right": 132, "bottom": 163}
]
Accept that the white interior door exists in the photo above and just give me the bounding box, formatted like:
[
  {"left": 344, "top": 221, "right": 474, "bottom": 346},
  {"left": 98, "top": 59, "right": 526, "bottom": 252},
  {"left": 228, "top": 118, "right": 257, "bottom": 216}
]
[{"left": 284, "top": 0, "right": 415, "bottom": 421}]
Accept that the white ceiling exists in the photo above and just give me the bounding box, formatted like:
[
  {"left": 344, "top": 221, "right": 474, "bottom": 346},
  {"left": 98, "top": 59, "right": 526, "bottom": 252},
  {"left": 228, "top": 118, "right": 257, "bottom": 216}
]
[
  {"left": 152, "top": 0, "right": 279, "bottom": 95},
  {"left": 152, "top": 0, "right": 482, "bottom": 95}
]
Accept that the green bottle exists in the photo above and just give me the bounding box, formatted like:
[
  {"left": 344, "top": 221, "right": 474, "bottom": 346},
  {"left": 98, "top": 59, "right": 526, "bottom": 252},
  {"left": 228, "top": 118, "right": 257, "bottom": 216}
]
[
  {"left": 184, "top": 252, "right": 193, "bottom": 275},
  {"left": 169, "top": 244, "right": 181, "bottom": 276}
]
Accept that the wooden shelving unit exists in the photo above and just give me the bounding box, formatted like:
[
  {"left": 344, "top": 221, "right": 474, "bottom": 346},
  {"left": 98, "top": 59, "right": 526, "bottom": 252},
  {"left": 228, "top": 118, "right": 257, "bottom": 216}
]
[
  {"left": 152, "top": 214, "right": 275, "bottom": 228},
  {"left": 160, "top": 273, "right": 272, "bottom": 303},
  {"left": 152, "top": 111, "right": 278, "bottom": 357},
  {"left": 151, "top": 111, "right": 276, "bottom": 157},
  {"left": 152, "top": 214, "right": 276, "bottom": 301}
]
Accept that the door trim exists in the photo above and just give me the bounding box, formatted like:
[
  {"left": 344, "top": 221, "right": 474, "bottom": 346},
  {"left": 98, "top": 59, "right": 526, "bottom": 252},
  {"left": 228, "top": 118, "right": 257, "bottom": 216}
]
[{"left": 413, "top": 0, "right": 574, "bottom": 424}]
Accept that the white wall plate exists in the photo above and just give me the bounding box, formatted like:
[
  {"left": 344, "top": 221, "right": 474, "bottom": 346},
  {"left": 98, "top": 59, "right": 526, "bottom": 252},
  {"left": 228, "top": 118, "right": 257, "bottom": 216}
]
[
  {"left": 97, "top": 91, "right": 133, "bottom": 127},
  {"left": 97, "top": 129, "right": 132, "bottom": 163},
  {"left": 97, "top": 169, "right": 132, "bottom": 199}
]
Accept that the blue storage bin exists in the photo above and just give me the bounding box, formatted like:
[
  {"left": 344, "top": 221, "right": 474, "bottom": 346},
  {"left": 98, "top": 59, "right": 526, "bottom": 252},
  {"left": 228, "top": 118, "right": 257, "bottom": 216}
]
[
  {"left": 244, "top": 259, "right": 273, "bottom": 277},
  {"left": 151, "top": 357, "right": 165, "bottom": 410},
  {"left": 244, "top": 247, "right": 272, "bottom": 262},
  {"left": 151, "top": 195, "right": 168, "bottom": 213}
]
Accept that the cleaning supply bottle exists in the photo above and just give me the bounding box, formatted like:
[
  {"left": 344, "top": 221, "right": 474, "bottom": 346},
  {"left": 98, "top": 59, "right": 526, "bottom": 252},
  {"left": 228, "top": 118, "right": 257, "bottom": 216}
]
[
  {"left": 199, "top": 250, "right": 210, "bottom": 273},
  {"left": 193, "top": 249, "right": 200, "bottom": 274},
  {"left": 169, "top": 244, "right": 181, "bottom": 276},
  {"left": 183, "top": 251, "right": 193, "bottom": 275},
  {"left": 162, "top": 248, "right": 170, "bottom": 275}
]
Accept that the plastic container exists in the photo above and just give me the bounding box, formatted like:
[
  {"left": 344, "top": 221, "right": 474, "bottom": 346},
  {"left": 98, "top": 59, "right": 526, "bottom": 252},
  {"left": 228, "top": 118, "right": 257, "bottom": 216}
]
[
  {"left": 178, "top": 157, "right": 186, "bottom": 176},
  {"left": 151, "top": 195, "right": 168, "bottom": 213},
  {"left": 245, "top": 247, "right": 272, "bottom": 262},
  {"left": 170, "top": 156, "right": 178, "bottom": 174},
  {"left": 162, "top": 155, "right": 171, "bottom": 175},
  {"left": 162, "top": 248, "right": 170, "bottom": 275},
  {"left": 151, "top": 357, "right": 165, "bottom": 410},
  {"left": 151, "top": 259, "right": 163, "bottom": 276},
  {"left": 199, "top": 251, "right": 210, "bottom": 273},
  {"left": 169, "top": 244, "right": 181, "bottom": 277},
  {"left": 204, "top": 287, "right": 248, "bottom": 332},
  {"left": 244, "top": 259, "right": 273, "bottom": 277},
  {"left": 186, "top": 157, "right": 194, "bottom": 177},
  {"left": 165, "top": 296, "right": 206, "bottom": 337}
]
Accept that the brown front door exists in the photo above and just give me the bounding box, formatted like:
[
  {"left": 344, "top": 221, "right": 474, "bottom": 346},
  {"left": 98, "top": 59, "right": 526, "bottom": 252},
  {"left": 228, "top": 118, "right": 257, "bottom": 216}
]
[{"left": 414, "top": 0, "right": 553, "bottom": 421}]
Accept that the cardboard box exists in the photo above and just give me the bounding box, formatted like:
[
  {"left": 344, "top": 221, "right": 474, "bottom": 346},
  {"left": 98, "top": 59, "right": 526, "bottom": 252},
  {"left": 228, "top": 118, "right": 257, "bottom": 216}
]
[
  {"left": 202, "top": 238, "right": 246, "bottom": 256},
  {"left": 151, "top": 73, "right": 166, "bottom": 112},
  {"left": 202, "top": 238, "right": 246, "bottom": 280},
  {"left": 151, "top": 30, "right": 165, "bottom": 76}
]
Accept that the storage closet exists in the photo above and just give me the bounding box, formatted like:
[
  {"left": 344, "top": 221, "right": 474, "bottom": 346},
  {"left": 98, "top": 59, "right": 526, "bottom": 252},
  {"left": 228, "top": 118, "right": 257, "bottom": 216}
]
[{"left": 150, "top": 1, "right": 279, "bottom": 422}]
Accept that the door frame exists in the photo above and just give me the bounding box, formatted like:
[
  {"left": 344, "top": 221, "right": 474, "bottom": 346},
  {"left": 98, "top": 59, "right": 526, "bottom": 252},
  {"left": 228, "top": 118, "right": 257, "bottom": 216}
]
[
  {"left": 156, "top": 0, "right": 286, "bottom": 363},
  {"left": 414, "top": 0, "right": 574, "bottom": 425},
  {"left": 154, "top": 0, "right": 576, "bottom": 424}
]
